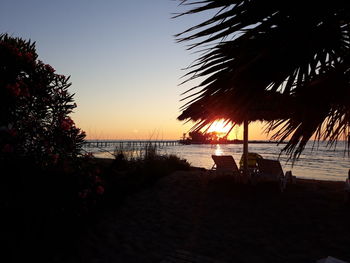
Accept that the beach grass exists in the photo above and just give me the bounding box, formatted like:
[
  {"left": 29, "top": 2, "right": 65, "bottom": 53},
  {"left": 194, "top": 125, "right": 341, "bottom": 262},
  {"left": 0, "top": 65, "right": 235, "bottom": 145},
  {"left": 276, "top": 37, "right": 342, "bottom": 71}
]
[{"left": 0, "top": 147, "right": 192, "bottom": 262}]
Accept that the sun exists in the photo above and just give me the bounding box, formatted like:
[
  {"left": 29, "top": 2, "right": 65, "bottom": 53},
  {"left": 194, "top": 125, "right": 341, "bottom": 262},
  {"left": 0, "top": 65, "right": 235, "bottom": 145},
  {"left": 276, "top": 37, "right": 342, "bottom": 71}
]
[{"left": 207, "top": 120, "right": 233, "bottom": 135}]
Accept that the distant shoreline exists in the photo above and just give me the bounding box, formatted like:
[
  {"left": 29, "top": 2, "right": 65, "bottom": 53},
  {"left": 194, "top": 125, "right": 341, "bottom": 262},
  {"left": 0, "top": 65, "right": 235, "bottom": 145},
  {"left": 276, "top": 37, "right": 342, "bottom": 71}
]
[
  {"left": 85, "top": 139, "right": 287, "bottom": 144},
  {"left": 178, "top": 140, "right": 287, "bottom": 145}
]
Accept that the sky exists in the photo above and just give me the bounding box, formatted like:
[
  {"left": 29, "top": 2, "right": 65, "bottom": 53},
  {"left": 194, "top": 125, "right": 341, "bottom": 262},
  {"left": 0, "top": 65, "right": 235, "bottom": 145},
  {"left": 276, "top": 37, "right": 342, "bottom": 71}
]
[{"left": 0, "top": 0, "right": 269, "bottom": 140}]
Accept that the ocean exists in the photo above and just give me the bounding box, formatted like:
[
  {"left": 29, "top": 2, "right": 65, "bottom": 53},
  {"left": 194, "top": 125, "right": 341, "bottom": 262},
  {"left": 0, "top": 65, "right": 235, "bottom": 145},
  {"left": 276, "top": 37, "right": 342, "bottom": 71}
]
[{"left": 84, "top": 141, "right": 350, "bottom": 182}]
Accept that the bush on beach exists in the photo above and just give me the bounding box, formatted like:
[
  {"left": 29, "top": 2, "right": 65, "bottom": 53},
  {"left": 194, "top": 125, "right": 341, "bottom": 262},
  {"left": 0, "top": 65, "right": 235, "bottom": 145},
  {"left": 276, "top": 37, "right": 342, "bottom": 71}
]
[
  {"left": 0, "top": 34, "right": 102, "bottom": 261},
  {"left": 0, "top": 34, "right": 191, "bottom": 261},
  {"left": 112, "top": 143, "right": 190, "bottom": 171},
  {"left": 0, "top": 34, "right": 85, "bottom": 164},
  {"left": 104, "top": 143, "right": 191, "bottom": 201}
]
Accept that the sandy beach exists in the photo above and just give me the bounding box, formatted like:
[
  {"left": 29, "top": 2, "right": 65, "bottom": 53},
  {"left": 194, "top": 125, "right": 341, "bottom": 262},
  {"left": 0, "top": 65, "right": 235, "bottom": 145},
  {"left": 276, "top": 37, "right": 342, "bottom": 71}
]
[
  {"left": 3, "top": 2, "right": 350, "bottom": 263},
  {"left": 64, "top": 171, "right": 350, "bottom": 263}
]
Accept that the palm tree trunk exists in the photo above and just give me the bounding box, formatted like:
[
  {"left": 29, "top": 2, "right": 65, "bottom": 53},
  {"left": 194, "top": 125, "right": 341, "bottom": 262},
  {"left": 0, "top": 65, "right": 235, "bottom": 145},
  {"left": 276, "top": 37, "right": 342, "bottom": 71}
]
[{"left": 243, "top": 120, "right": 249, "bottom": 176}]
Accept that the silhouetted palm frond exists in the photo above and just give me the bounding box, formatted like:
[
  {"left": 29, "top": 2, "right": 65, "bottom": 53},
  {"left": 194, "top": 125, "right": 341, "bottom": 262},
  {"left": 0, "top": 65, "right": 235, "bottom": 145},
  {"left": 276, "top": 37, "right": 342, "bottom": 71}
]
[{"left": 176, "top": 0, "right": 350, "bottom": 159}]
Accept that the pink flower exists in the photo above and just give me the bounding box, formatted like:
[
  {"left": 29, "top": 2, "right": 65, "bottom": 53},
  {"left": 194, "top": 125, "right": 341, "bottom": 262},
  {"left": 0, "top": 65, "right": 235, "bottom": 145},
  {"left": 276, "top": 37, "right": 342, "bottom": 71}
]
[
  {"left": 51, "top": 153, "right": 59, "bottom": 164},
  {"left": 46, "top": 147, "right": 53, "bottom": 154},
  {"left": 6, "top": 81, "right": 30, "bottom": 97},
  {"left": 78, "top": 191, "right": 88, "bottom": 199},
  {"left": 61, "top": 121, "right": 70, "bottom": 130},
  {"left": 2, "top": 144, "right": 14, "bottom": 153},
  {"left": 58, "top": 89, "right": 67, "bottom": 96},
  {"left": 11, "top": 47, "right": 20, "bottom": 56},
  {"left": 6, "top": 83, "right": 21, "bottom": 96},
  {"left": 60, "top": 117, "right": 75, "bottom": 130},
  {"left": 24, "top": 52, "right": 34, "bottom": 62},
  {"left": 8, "top": 128, "right": 17, "bottom": 137},
  {"left": 45, "top": 64, "right": 55, "bottom": 73},
  {"left": 96, "top": 185, "right": 104, "bottom": 195},
  {"left": 21, "top": 87, "right": 30, "bottom": 97}
]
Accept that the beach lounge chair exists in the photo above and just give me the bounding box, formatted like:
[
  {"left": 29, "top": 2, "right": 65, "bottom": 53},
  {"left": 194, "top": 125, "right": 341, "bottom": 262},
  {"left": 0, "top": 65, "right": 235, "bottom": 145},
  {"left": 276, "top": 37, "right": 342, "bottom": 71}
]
[
  {"left": 211, "top": 155, "right": 240, "bottom": 176},
  {"left": 344, "top": 170, "right": 350, "bottom": 202},
  {"left": 239, "top": 152, "right": 263, "bottom": 171},
  {"left": 161, "top": 250, "right": 227, "bottom": 263},
  {"left": 256, "top": 159, "right": 295, "bottom": 191},
  {"left": 317, "top": 256, "right": 348, "bottom": 263}
]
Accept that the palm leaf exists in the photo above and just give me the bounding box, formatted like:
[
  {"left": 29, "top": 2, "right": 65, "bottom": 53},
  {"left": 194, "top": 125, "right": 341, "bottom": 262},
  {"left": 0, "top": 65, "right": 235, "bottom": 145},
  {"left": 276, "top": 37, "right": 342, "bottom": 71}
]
[{"left": 175, "top": 0, "right": 350, "bottom": 159}]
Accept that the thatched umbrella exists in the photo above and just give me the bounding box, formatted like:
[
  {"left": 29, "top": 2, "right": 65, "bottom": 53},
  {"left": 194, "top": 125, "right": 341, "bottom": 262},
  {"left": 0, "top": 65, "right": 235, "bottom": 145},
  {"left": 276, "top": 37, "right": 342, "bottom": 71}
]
[
  {"left": 178, "top": 89, "right": 294, "bottom": 174},
  {"left": 175, "top": 0, "right": 350, "bottom": 160}
]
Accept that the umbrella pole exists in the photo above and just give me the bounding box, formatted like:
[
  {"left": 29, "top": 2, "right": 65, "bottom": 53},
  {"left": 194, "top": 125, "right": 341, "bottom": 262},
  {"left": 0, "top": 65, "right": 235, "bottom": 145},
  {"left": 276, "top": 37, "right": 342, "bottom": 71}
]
[{"left": 243, "top": 120, "right": 248, "bottom": 176}]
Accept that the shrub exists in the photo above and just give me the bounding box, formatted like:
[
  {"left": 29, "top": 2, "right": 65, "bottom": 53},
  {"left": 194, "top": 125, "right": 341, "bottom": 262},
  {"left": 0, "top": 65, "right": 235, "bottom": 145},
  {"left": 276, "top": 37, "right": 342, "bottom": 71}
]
[
  {"left": 0, "top": 34, "right": 85, "bottom": 165},
  {"left": 0, "top": 34, "right": 94, "bottom": 261},
  {"left": 110, "top": 144, "right": 191, "bottom": 189}
]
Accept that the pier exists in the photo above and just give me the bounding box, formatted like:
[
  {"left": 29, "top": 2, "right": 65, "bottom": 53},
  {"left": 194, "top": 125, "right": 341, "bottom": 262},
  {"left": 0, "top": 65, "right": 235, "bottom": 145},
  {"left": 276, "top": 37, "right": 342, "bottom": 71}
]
[{"left": 83, "top": 140, "right": 181, "bottom": 148}]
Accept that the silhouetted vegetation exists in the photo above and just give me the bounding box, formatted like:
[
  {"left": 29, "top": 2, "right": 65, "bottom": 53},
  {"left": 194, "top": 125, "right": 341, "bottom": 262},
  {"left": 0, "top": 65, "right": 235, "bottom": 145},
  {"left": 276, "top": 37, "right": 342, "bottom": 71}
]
[
  {"left": 0, "top": 34, "right": 104, "bottom": 262},
  {"left": 175, "top": 0, "right": 350, "bottom": 159},
  {"left": 182, "top": 130, "right": 235, "bottom": 144},
  {"left": 0, "top": 36, "right": 192, "bottom": 262},
  {"left": 0, "top": 34, "right": 85, "bottom": 164},
  {"left": 104, "top": 144, "right": 191, "bottom": 204}
]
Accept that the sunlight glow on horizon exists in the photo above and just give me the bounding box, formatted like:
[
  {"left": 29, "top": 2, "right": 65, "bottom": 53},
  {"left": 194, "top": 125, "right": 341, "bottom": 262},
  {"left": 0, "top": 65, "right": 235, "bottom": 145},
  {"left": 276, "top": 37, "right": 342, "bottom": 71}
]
[
  {"left": 80, "top": 120, "right": 275, "bottom": 141},
  {"left": 0, "top": 0, "right": 276, "bottom": 142},
  {"left": 207, "top": 119, "right": 233, "bottom": 136},
  {"left": 214, "top": 144, "right": 223, "bottom": 155}
]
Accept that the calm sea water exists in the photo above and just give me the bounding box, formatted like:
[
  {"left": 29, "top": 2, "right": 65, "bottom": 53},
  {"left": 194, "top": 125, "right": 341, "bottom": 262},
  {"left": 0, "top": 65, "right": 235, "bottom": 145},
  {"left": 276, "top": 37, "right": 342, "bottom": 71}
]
[{"left": 85, "top": 141, "right": 350, "bottom": 182}]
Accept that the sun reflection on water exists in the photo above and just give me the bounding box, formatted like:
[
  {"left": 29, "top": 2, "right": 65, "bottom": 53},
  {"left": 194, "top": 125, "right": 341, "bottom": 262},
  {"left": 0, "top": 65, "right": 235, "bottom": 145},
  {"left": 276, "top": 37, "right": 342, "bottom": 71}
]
[
  {"left": 86, "top": 141, "right": 350, "bottom": 181},
  {"left": 214, "top": 144, "right": 223, "bottom": 155}
]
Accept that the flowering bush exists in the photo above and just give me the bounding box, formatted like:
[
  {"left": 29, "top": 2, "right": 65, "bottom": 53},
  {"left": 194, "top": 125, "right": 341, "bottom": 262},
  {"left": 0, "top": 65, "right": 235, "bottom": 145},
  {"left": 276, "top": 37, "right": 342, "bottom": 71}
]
[
  {"left": 73, "top": 154, "right": 106, "bottom": 215},
  {"left": 0, "top": 35, "right": 105, "bottom": 261},
  {"left": 0, "top": 34, "right": 85, "bottom": 164}
]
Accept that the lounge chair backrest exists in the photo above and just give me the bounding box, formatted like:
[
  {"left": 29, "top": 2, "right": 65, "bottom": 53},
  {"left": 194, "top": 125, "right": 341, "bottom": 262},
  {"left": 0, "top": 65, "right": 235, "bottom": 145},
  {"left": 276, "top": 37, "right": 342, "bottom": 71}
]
[
  {"left": 257, "top": 159, "right": 284, "bottom": 177},
  {"left": 211, "top": 155, "right": 239, "bottom": 172},
  {"left": 239, "top": 152, "right": 263, "bottom": 169}
]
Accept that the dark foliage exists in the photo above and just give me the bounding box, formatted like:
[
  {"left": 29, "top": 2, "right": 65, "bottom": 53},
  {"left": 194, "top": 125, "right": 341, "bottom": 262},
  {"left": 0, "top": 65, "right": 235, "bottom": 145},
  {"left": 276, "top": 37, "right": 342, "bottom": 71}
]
[
  {"left": 175, "top": 0, "right": 350, "bottom": 159},
  {"left": 104, "top": 148, "right": 191, "bottom": 204},
  {"left": 0, "top": 34, "right": 85, "bottom": 165},
  {"left": 0, "top": 34, "right": 101, "bottom": 262}
]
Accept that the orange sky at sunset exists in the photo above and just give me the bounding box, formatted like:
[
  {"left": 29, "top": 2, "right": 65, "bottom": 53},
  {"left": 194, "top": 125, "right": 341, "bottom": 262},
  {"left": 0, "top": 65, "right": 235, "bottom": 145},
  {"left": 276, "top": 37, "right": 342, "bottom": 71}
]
[
  {"left": 80, "top": 117, "right": 271, "bottom": 141},
  {"left": 0, "top": 1, "right": 276, "bottom": 142}
]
